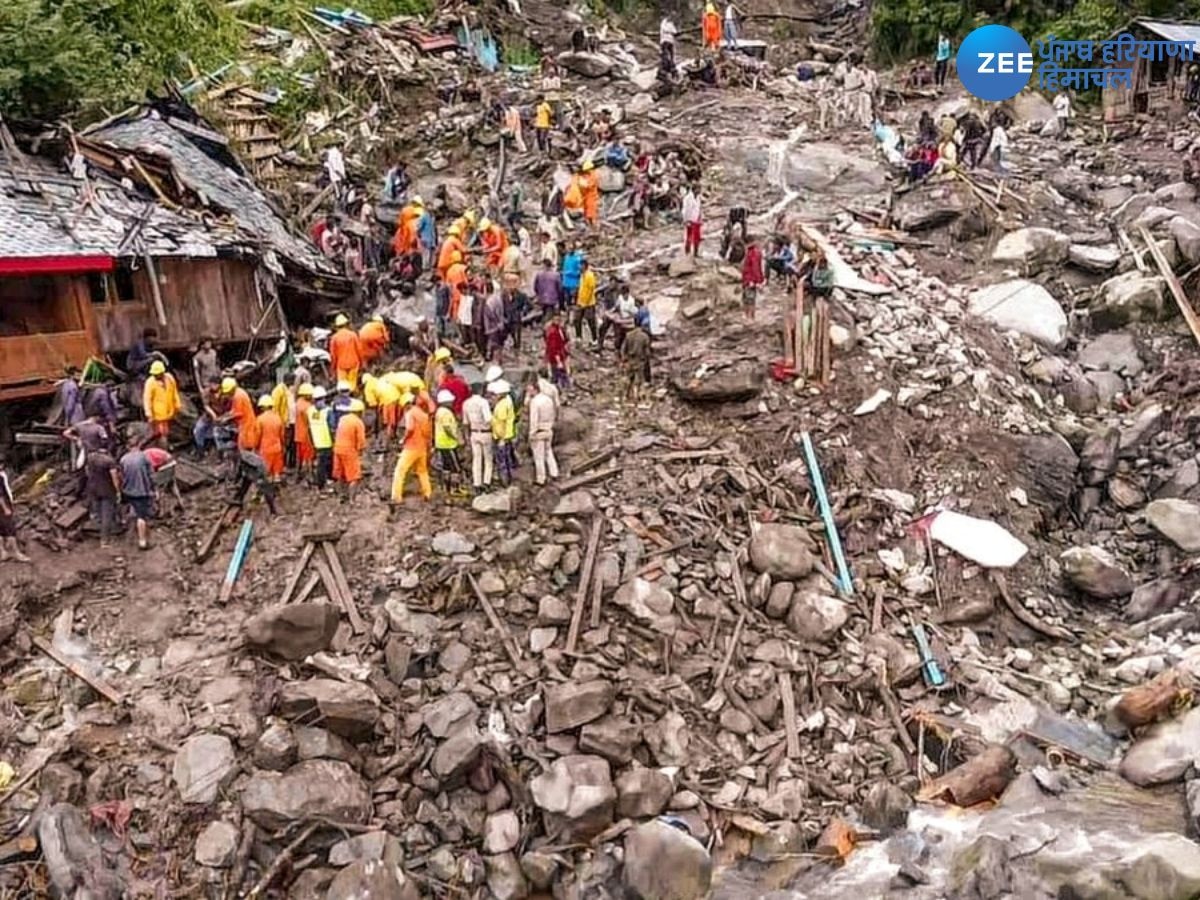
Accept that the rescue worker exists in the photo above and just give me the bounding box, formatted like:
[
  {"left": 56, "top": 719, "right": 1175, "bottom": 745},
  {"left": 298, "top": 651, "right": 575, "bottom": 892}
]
[
  {"left": 333, "top": 398, "right": 367, "bottom": 501},
  {"left": 437, "top": 223, "right": 466, "bottom": 278},
  {"left": 535, "top": 95, "right": 554, "bottom": 153},
  {"left": 446, "top": 252, "right": 469, "bottom": 328},
  {"left": 425, "top": 346, "right": 453, "bottom": 393},
  {"left": 393, "top": 195, "right": 424, "bottom": 259},
  {"left": 526, "top": 379, "right": 559, "bottom": 486},
  {"left": 433, "top": 389, "right": 464, "bottom": 493},
  {"left": 328, "top": 380, "right": 355, "bottom": 437},
  {"left": 577, "top": 160, "right": 600, "bottom": 228},
  {"left": 478, "top": 217, "right": 509, "bottom": 270},
  {"left": 463, "top": 383, "right": 494, "bottom": 492},
  {"left": 270, "top": 379, "right": 294, "bottom": 467},
  {"left": 359, "top": 315, "right": 390, "bottom": 365},
  {"left": 329, "top": 314, "right": 363, "bottom": 389},
  {"left": 255, "top": 394, "right": 286, "bottom": 479},
  {"left": 294, "top": 382, "right": 315, "bottom": 479},
  {"left": 142, "top": 360, "right": 181, "bottom": 442},
  {"left": 363, "top": 373, "right": 401, "bottom": 442},
  {"left": 223, "top": 377, "right": 259, "bottom": 452},
  {"left": 489, "top": 379, "right": 517, "bottom": 485},
  {"left": 391, "top": 391, "right": 433, "bottom": 507},
  {"left": 702, "top": 1, "right": 721, "bottom": 50},
  {"left": 308, "top": 386, "right": 334, "bottom": 488}
]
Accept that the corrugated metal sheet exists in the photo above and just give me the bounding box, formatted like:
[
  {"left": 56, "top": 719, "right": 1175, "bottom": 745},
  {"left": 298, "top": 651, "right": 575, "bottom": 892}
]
[{"left": 1133, "top": 18, "right": 1200, "bottom": 46}]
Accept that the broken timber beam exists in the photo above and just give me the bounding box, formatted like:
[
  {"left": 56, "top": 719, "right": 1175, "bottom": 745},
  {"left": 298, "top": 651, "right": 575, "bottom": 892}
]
[
  {"left": 1140, "top": 225, "right": 1200, "bottom": 349},
  {"left": 32, "top": 636, "right": 123, "bottom": 704},
  {"left": 279, "top": 542, "right": 317, "bottom": 605},
  {"left": 567, "top": 518, "right": 604, "bottom": 653},
  {"left": 319, "top": 541, "right": 366, "bottom": 634},
  {"left": 555, "top": 466, "right": 621, "bottom": 494},
  {"left": 466, "top": 572, "right": 522, "bottom": 666},
  {"left": 196, "top": 502, "right": 240, "bottom": 563}
]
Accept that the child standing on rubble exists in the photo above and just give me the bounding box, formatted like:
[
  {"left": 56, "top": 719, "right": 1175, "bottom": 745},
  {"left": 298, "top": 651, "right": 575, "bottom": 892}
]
[{"left": 0, "top": 457, "right": 30, "bottom": 563}]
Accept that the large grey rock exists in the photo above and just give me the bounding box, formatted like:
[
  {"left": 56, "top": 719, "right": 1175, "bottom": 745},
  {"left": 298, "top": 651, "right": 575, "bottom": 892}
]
[
  {"left": 671, "top": 364, "right": 764, "bottom": 402},
  {"left": 552, "top": 491, "right": 596, "bottom": 516},
  {"left": 253, "top": 722, "right": 298, "bottom": 771},
  {"left": 545, "top": 680, "right": 615, "bottom": 733},
  {"left": 1132, "top": 204, "right": 1178, "bottom": 230},
  {"left": 244, "top": 603, "right": 339, "bottom": 660},
  {"left": 558, "top": 50, "right": 615, "bottom": 77},
  {"left": 623, "top": 819, "right": 713, "bottom": 900},
  {"left": 173, "top": 734, "right": 236, "bottom": 804},
  {"left": 786, "top": 590, "right": 849, "bottom": 642},
  {"left": 1127, "top": 578, "right": 1185, "bottom": 623},
  {"left": 1093, "top": 272, "right": 1167, "bottom": 330},
  {"left": 329, "top": 831, "right": 393, "bottom": 866},
  {"left": 1077, "top": 332, "right": 1143, "bottom": 376},
  {"left": 968, "top": 280, "right": 1067, "bottom": 349},
  {"left": 667, "top": 253, "right": 697, "bottom": 278},
  {"left": 423, "top": 692, "right": 479, "bottom": 739},
  {"left": 992, "top": 227, "right": 1069, "bottom": 272},
  {"left": 277, "top": 679, "right": 380, "bottom": 741},
  {"left": 611, "top": 578, "right": 677, "bottom": 630},
  {"left": 1156, "top": 181, "right": 1197, "bottom": 205},
  {"left": 1146, "top": 499, "right": 1200, "bottom": 551},
  {"left": 616, "top": 766, "right": 673, "bottom": 818},
  {"left": 1119, "top": 402, "right": 1166, "bottom": 454},
  {"left": 1067, "top": 243, "right": 1120, "bottom": 273},
  {"left": 432, "top": 530, "right": 475, "bottom": 556},
  {"left": 326, "top": 859, "right": 419, "bottom": 900},
  {"left": 1171, "top": 215, "right": 1200, "bottom": 265},
  {"left": 432, "top": 724, "right": 484, "bottom": 781},
  {"left": 892, "top": 180, "right": 967, "bottom": 231},
  {"left": 529, "top": 755, "right": 616, "bottom": 840},
  {"left": 749, "top": 524, "right": 816, "bottom": 579},
  {"left": 1098, "top": 185, "right": 1134, "bottom": 209},
  {"left": 242, "top": 760, "right": 371, "bottom": 830},
  {"left": 1060, "top": 546, "right": 1134, "bottom": 600},
  {"left": 194, "top": 821, "right": 239, "bottom": 867},
  {"left": 1095, "top": 833, "right": 1200, "bottom": 899},
  {"left": 295, "top": 726, "right": 361, "bottom": 766},
  {"left": 473, "top": 487, "right": 517, "bottom": 515},
  {"left": 861, "top": 782, "right": 913, "bottom": 834},
  {"left": 579, "top": 717, "right": 641, "bottom": 764},
  {"left": 1120, "top": 707, "right": 1200, "bottom": 786},
  {"left": 1015, "top": 433, "right": 1079, "bottom": 509},
  {"left": 644, "top": 710, "right": 691, "bottom": 766}
]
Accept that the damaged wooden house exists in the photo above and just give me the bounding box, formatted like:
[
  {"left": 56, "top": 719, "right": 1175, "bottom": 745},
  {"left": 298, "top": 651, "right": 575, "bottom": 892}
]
[
  {"left": 0, "top": 106, "right": 349, "bottom": 402},
  {"left": 1102, "top": 18, "right": 1200, "bottom": 121}
]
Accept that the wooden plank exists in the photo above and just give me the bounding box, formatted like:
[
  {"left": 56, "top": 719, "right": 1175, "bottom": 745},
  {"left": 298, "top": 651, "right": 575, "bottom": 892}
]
[
  {"left": 196, "top": 503, "right": 238, "bottom": 562},
  {"left": 651, "top": 448, "right": 728, "bottom": 463},
  {"left": 279, "top": 542, "right": 316, "bottom": 605},
  {"left": 779, "top": 671, "right": 800, "bottom": 758},
  {"left": 320, "top": 541, "right": 366, "bottom": 634},
  {"left": 708, "top": 611, "right": 746, "bottom": 703},
  {"left": 588, "top": 565, "right": 605, "bottom": 629},
  {"left": 294, "top": 571, "right": 322, "bottom": 605},
  {"left": 566, "top": 518, "right": 604, "bottom": 654},
  {"left": 1140, "top": 225, "right": 1200, "bottom": 348},
  {"left": 555, "top": 466, "right": 621, "bottom": 495},
  {"left": 573, "top": 447, "right": 620, "bottom": 474},
  {"left": 466, "top": 572, "right": 522, "bottom": 666},
  {"left": 32, "top": 636, "right": 123, "bottom": 704},
  {"left": 312, "top": 555, "right": 344, "bottom": 615}
]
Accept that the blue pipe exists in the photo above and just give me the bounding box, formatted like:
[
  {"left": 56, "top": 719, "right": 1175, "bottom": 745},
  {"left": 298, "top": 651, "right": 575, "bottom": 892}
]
[
  {"left": 801, "top": 431, "right": 853, "bottom": 596},
  {"left": 224, "top": 520, "right": 254, "bottom": 589}
]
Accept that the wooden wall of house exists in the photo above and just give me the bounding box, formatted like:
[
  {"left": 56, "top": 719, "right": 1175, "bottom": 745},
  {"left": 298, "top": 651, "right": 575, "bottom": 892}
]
[
  {"left": 92, "top": 257, "right": 273, "bottom": 353},
  {"left": 0, "top": 274, "right": 101, "bottom": 397},
  {"left": 1103, "top": 38, "right": 1189, "bottom": 122}
]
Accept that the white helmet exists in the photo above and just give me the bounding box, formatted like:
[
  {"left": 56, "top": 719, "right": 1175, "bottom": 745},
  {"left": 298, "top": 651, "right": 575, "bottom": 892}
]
[
  {"left": 485, "top": 364, "right": 504, "bottom": 383},
  {"left": 487, "top": 379, "right": 511, "bottom": 395},
  {"left": 436, "top": 389, "right": 455, "bottom": 404}
]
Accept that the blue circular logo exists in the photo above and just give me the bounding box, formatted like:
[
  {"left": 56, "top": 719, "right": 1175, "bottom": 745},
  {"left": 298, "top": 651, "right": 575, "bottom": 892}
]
[{"left": 957, "top": 24, "right": 1032, "bottom": 102}]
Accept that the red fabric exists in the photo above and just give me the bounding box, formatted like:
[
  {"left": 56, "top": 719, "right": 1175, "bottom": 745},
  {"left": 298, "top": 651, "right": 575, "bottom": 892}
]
[
  {"left": 742, "top": 244, "right": 765, "bottom": 286},
  {"left": 544, "top": 323, "right": 569, "bottom": 365},
  {"left": 684, "top": 222, "right": 702, "bottom": 254},
  {"left": 440, "top": 373, "right": 471, "bottom": 417},
  {"left": 0, "top": 255, "right": 113, "bottom": 276}
]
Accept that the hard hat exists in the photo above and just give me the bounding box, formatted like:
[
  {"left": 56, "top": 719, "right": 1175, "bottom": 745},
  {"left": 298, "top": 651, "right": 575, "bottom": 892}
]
[
  {"left": 399, "top": 391, "right": 415, "bottom": 407},
  {"left": 464, "top": 210, "right": 478, "bottom": 224},
  {"left": 485, "top": 365, "right": 504, "bottom": 383},
  {"left": 349, "top": 399, "right": 365, "bottom": 413},
  {"left": 448, "top": 223, "right": 462, "bottom": 236},
  {"left": 450, "top": 251, "right": 463, "bottom": 264},
  {"left": 257, "top": 394, "right": 273, "bottom": 409},
  {"left": 433, "top": 347, "right": 452, "bottom": 362},
  {"left": 371, "top": 314, "right": 384, "bottom": 323},
  {"left": 582, "top": 159, "right": 594, "bottom": 171},
  {"left": 411, "top": 194, "right": 424, "bottom": 207},
  {"left": 479, "top": 217, "right": 493, "bottom": 232},
  {"left": 298, "top": 383, "right": 315, "bottom": 397},
  {"left": 312, "top": 386, "right": 328, "bottom": 400},
  {"left": 220, "top": 377, "right": 237, "bottom": 394},
  {"left": 362, "top": 372, "right": 376, "bottom": 384},
  {"left": 335, "top": 313, "right": 349, "bottom": 327},
  {"left": 149, "top": 360, "right": 166, "bottom": 376},
  {"left": 437, "top": 389, "right": 455, "bottom": 405},
  {"left": 487, "top": 379, "right": 511, "bottom": 395},
  {"left": 336, "top": 380, "right": 352, "bottom": 392}
]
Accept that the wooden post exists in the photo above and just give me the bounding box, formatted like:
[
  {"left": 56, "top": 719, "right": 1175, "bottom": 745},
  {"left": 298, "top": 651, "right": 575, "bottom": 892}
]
[
  {"left": 1140, "top": 225, "right": 1200, "bottom": 348},
  {"left": 566, "top": 519, "right": 604, "bottom": 653},
  {"left": 279, "top": 542, "right": 316, "bottom": 605},
  {"left": 143, "top": 253, "right": 168, "bottom": 327}
]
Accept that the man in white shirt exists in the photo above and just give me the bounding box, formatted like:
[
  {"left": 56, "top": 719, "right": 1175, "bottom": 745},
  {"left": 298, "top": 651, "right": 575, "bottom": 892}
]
[
  {"left": 723, "top": 3, "right": 740, "bottom": 49},
  {"left": 461, "top": 385, "right": 494, "bottom": 491},
  {"left": 1053, "top": 92, "right": 1072, "bottom": 137},
  {"left": 681, "top": 186, "right": 702, "bottom": 258},
  {"left": 526, "top": 380, "right": 559, "bottom": 486}
]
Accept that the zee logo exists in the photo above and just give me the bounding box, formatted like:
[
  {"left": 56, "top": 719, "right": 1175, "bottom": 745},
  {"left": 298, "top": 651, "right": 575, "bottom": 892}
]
[
  {"left": 977, "top": 52, "right": 1034, "bottom": 74},
  {"left": 957, "top": 24, "right": 1034, "bottom": 101}
]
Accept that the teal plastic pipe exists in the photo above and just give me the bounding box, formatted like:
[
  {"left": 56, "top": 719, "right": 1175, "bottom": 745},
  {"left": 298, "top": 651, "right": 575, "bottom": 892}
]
[{"left": 801, "top": 431, "right": 853, "bottom": 596}]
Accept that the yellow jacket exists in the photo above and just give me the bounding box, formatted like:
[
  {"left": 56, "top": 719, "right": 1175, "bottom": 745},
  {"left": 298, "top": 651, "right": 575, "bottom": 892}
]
[
  {"left": 577, "top": 269, "right": 598, "bottom": 308},
  {"left": 271, "top": 382, "right": 292, "bottom": 423},
  {"left": 491, "top": 394, "right": 515, "bottom": 441},
  {"left": 435, "top": 406, "right": 461, "bottom": 450},
  {"left": 364, "top": 377, "right": 400, "bottom": 409},
  {"left": 307, "top": 405, "right": 333, "bottom": 450},
  {"left": 143, "top": 374, "right": 180, "bottom": 422},
  {"left": 535, "top": 102, "right": 553, "bottom": 129}
]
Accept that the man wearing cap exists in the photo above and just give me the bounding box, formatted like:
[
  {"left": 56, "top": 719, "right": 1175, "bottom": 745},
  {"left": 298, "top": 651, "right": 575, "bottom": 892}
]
[
  {"left": 359, "top": 315, "right": 391, "bottom": 365},
  {"left": 333, "top": 398, "right": 367, "bottom": 501},
  {"left": 526, "top": 379, "right": 559, "bottom": 486},
  {"left": 143, "top": 360, "right": 181, "bottom": 442},
  {"left": 439, "top": 363, "right": 471, "bottom": 417},
  {"left": 308, "top": 387, "right": 334, "bottom": 488},
  {"left": 478, "top": 218, "right": 509, "bottom": 271},
  {"left": 329, "top": 314, "right": 363, "bottom": 389},
  {"left": 255, "top": 394, "right": 286, "bottom": 478},
  {"left": 363, "top": 373, "right": 401, "bottom": 443},
  {"left": 462, "top": 384, "right": 494, "bottom": 492},
  {"left": 578, "top": 160, "right": 600, "bottom": 228},
  {"left": 437, "top": 223, "right": 466, "bottom": 279},
  {"left": 424, "top": 346, "right": 452, "bottom": 393},
  {"left": 489, "top": 379, "right": 517, "bottom": 485},
  {"left": 328, "top": 380, "right": 355, "bottom": 438},
  {"left": 392, "top": 391, "right": 433, "bottom": 506},
  {"left": 433, "top": 389, "right": 464, "bottom": 493},
  {"left": 294, "top": 382, "right": 316, "bottom": 480},
  {"left": 221, "top": 377, "right": 259, "bottom": 452}
]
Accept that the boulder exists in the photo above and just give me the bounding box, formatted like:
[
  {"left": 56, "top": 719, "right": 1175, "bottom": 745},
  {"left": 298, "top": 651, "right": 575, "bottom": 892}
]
[
  {"left": 483, "top": 810, "right": 521, "bottom": 854},
  {"left": 558, "top": 50, "right": 614, "bottom": 78},
  {"left": 424, "top": 693, "right": 479, "bottom": 738},
  {"left": 579, "top": 717, "right": 641, "bottom": 764},
  {"left": 295, "top": 726, "right": 362, "bottom": 766},
  {"left": 1127, "top": 578, "right": 1185, "bottom": 623},
  {"left": 253, "top": 722, "right": 298, "bottom": 771},
  {"left": 968, "top": 280, "right": 1067, "bottom": 349},
  {"left": 861, "top": 782, "right": 913, "bottom": 834},
  {"left": 473, "top": 488, "right": 517, "bottom": 515},
  {"left": 241, "top": 760, "right": 371, "bottom": 830},
  {"left": 1077, "top": 331, "right": 1143, "bottom": 376},
  {"left": 1067, "top": 243, "right": 1120, "bottom": 273},
  {"left": 529, "top": 755, "right": 616, "bottom": 840},
  {"left": 616, "top": 766, "right": 673, "bottom": 818},
  {"left": 891, "top": 180, "right": 967, "bottom": 231},
  {"left": 544, "top": 680, "right": 615, "bottom": 733},
  {"left": 1050, "top": 170, "right": 1095, "bottom": 206},
  {"left": 1132, "top": 204, "right": 1178, "bottom": 230},
  {"left": 644, "top": 710, "right": 691, "bottom": 766},
  {"left": 552, "top": 491, "right": 596, "bottom": 516},
  {"left": 1156, "top": 181, "right": 1197, "bottom": 205},
  {"left": 194, "top": 821, "right": 239, "bottom": 867},
  {"left": 1171, "top": 215, "right": 1200, "bottom": 265},
  {"left": 1098, "top": 185, "right": 1134, "bottom": 209},
  {"left": 432, "top": 530, "right": 476, "bottom": 556},
  {"left": 277, "top": 679, "right": 380, "bottom": 741},
  {"left": 1145, "top": 499, "right": 1200, "bottom": 551},
  {"left": 329, "top": 831, "right": 394, "bottom": 866},
  {"left": 749, "top": 524, "right": 816, "bottom": 579},
  {"left": 991, "top": 227, "right": 1069, "bottom": 272},
  {"left": 1015, "top": 433, "right": 1079, "bottom": 509},
  {"left": 1119, "top": 402, "right": 1166, "bottom": 454},
  {"left": 671, "top": 364, "right": 764, "bottom": 402},
  {"left": 244, "top": 603, "right": 339, "bottom": 660},
  {"left": 786, "top": 590, "right": 849, "bottom": 642},
  {"left": 611, "top": 578, "right": 677, "bottom": 630},
  {"left": 766, "top": 581, "right": 795, "bottom": 619},
  {"left": 1093, "top": 272, "right": 1167, "bottom": 330},
  {"left": 1060, "top": 546, "right": 1134, "bottom": 600},
  {"left": 326, "top": 860, "right": 419, "bottom": 900},
  {"left": 173, "top": 733, "right": 236, "bottom": 804},
  {"left": 1119, "top": 707, "right": 1200, "bottom": 786},
  {"left": 623, "top": 819, "right": 713, "bottom": 900},
  {"left": 485, "top": 852, "right": 529, "bottom": 900},
  {"left": 432, "top": 724, "right": 484, "bottom": 781}
]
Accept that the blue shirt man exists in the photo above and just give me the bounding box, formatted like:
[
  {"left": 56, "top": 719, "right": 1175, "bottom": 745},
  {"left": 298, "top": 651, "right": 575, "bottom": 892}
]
[{"left": 561, "top": 249, "right": 584, "bottom": 305}]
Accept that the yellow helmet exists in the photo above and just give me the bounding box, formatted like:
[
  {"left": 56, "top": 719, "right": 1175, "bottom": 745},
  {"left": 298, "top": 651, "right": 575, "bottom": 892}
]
[
  {"left": 411, "top": 195, "right": 424, "bottom": 207},
  {"left": 464, "top": 210, "right": 478, "bottom": 224},
  {"left": 297, "top": 383, "right": 315, "bottom": 397},
  {"left": 478, "top": 217, "right": 493, "bottom": 232},
  {"left": 581, "top": 160, "right": 594, "bottom": 172},
  {"left": 349, "top": 399, "right": 365, "bottom": 413},
  {"left": 433, "top": 347, "right": 452, "bottom": 362},
  {"left": 448, "top": 222, "right": 462, "bottom": 236},
  {"left": 371, "top": 314, "right": 384, "bottom": 323},
  {"left": 335, "top": 313, "right": 349, "bottom": 327},
  {"left": 361, "top": 372, "right": 376, "bottom": 385},
  {"left": 220, "top": 377, "right": 237, "bottom": 394},
  {"left": 149, "top": 360, "right": 166, "bottom": 376},
  {"left": 399, "top": 391, "right": 415, "bottom": 407},
  {"left": 257, "top": 394, "right": 273, "bottom": 409},
  {"left": 450, "top": 251, "right": 463, "bottom": 264}
]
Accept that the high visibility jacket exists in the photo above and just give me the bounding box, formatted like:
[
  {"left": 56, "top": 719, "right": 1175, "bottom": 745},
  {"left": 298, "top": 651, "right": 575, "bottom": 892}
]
[
  {"left": 295, "top": 398, "right": 313, "bottom": 446},
  {"left": 434, "top": 406, "right": 461, "bottom": 450},
  {"left": 403, "top": 405, "right": 432, "bottom": 453},
  {"left": 491, "top": 394, "right": 516, "bottom": 441},
  {"left": 230, "top": 388, "right": 258, "bottom": 449},
  {"left": 257, "top": 410, "right": 285, "bottom": 456},
  {"left": 578, "top": 171, "right": 600, "bottom": 221},
  {"left": 364, "top": 377, "right": 400, "bottom": 410},
  {"left": 143, "top": 374, "right": 180, "bottom": 422},
  {"left": 329, "top": 327, "right": 362, "bottom": 374},
  {"left": 308, "top": 405, "right": 333, "bottom": 450},
  {"left": 270, "top": 382, "right": 292, "bottom": 422},
  {"left": 359, "top": 320, "right": 390, "bottom": 360}
]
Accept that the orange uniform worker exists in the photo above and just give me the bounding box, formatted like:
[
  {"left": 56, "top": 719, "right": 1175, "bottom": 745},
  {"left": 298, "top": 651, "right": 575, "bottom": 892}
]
[
  {"left": 445, "top": 253, "right": 469, "bottom": 320},
  {"left": 359, "top": 315, "right": 390, "bottom": 364},
  {"left": 223, "top": 377, "right": 260, "bottom": 451},
  {"left": 702, "top": 2, "right": 721, "bottom": 49},
  {"left": 436, "top": 224, "right": 466, "bottom": 279},
  {"left": 333, "top": 398, "right": 367, "bottom": 498},
  {"left": 255, "top": 394, "right": 286, "bottom": 478},
  {"left": 143, "top": 360, "right": 181, "bottom": 439},
  {"left": 329, "top": 314, "right": 363, "bottom": 389},
  {"left": 294, "top": 382, "right": 315, "bottom": 472},
  {"left": 391, "top": 392, "right": 432, "bottom": 504},
  {"left": 477, "top": 217, "right": 509, "bottom": 270},
  {"left": 577, "top": 160, "right": 600, "bottom": 227},
  {"left": 392, "top": 196, "right": 424, "bottom": 257},
  {"left": 362, "top": 373, "right": 402, "bottom": 439}
]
